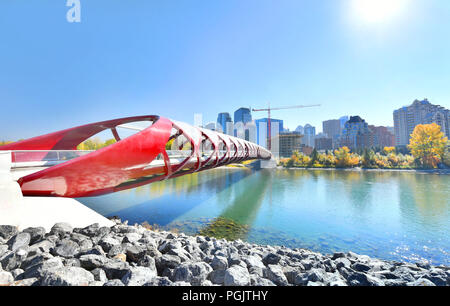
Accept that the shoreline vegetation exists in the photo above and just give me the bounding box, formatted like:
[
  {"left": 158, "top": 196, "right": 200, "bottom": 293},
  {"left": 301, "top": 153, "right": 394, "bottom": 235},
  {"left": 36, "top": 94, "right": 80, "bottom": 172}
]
[
  {"left": 0, "top": 220, "right": 448, "bottom": 286},
  {"left": 280, "top": 124, "right": 449, "bottom": 171}
]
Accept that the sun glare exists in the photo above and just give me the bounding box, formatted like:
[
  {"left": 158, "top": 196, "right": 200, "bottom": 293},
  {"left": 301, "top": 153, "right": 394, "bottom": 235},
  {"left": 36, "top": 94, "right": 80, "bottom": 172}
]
[{"left": 351, "top": 0, "right": 409, "bottom": 24}]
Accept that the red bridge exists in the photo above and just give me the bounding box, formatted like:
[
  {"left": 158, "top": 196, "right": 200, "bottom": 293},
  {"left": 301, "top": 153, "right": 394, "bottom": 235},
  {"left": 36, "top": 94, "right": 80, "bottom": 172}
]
[{"left": 0, "top": 116, "right": 272, "bottom": 198}]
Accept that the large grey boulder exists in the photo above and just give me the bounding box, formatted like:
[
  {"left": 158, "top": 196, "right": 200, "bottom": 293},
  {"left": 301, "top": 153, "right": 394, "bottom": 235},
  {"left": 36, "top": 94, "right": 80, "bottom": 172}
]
[
  {"left": 211, "top": 256, "right": 228, "bottom": 271},
  {"left": 172, "top": 262, "right": 213, "bottom": 286},
  {"left": 208, "top": 270, "right": 226, "bottom": 285},
  {"left": 121, "top": 266, "right": 157, "bottom": 286},
  {"left": 52, "top": 239, "right": 80, "bottom": 258},
  {"left": 263, "top": 265, "right": 289, "bottom": 286},
  {"left": 102, "top": 259, "right": 130, "bottom": 280},
  {"left": 23, "top": 227, "right": 46, "bottom": 245},
  {"left": 79, "top": 254, "right": 108, "bottom": 270},
  {"left": 7, "top": 232, "right": 31, "bottom": 252},
  {"left": 50, "top": 223, "right": 73, "bottom": 236},
  {"left": 0, "top": 225, "right": 18, "bottom": 240},
  {"left": 98, "top": 237, "right": 121, "bottom": 253},
  {"left": 20, "top": 257, "right": 64, "bottom": 279},
  {"left": 223, "top": 265, "right": 250, "bottom": 286},
  {"left": 156, "top": 254, "right": 181, "bottom": 271},
  {"left": 41, "top": 267, "right": 94, "bottom": 286}
]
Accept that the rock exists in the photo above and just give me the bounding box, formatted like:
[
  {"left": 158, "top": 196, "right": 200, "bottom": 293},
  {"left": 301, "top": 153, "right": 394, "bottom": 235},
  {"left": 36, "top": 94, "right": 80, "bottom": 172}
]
[
  {"left": 7, "top": 232, "right": 31, "bottom": 252},
  {"left": 300, "top": 259, "right": 313, "bottom": 270},
  {"left": 76, "top": 223, "right": 100, "bottom": 237},
  {"left": 79, "top": 255, "right": 108, "bottom": 270},
  {"left": 137, "top": 255, "right": 156, "bottom": 270},
  {"left": 352, "top": 262, "right": 371, "bottom": 272},
  {"left": 250, "top": 275, "right": 277, "bottom": 286},
  {"left": 78, "top": 239, "right": 94, "bottom": 252},
  {"left": 243, "top": 255, "right": 266, "bottom": 270},
  {"left": 23, "top": 227, "right": 46, "bottom": 244},
  {"left": 20, "top": 257, "right": 64, "bottom": 279},
  {"left": 224, "top": 265, "right": 250, "bottom": 286},
  {"left": 52, "top": 239, "right": 80, "bottom": 258},
  {"left": 407, "top": 278, "right": 436, "bottom": 286},
  {"left": 91, "top": 268, "right": 108, "bottom": 282},
  {"left": 156, "top": 254, "right": 181, "bottom": 271},
  {"left": 208, "top": 270, "right": 226, "bottom": 285},
  {"left": 172, "top": 262, "right": 213, "bottom": 286},
  {"left": 103, "top": 279, "right": 125, "bottom": 286},
  {"left": 347, "top": 272, "right": 385, "bottom": 286},
  {"left": 121, "top": 266, "right": 157, "bottom": 286},
  {"left": 0, "top": 245, "right": 8, "bottom": 258},
  {"left": 335, "top": 257, "right": 351, "bottom": 269},
  {"left": 211, "top": 256, "right": 228, "bottom": 271},
  {"left": 50, "top": 223, "right": 73, "bottom": 236},
  {"left": 0, "top": 225, "right": 18, "bottom": 240},
  {"left": 113, "top": 253, "right": 127, "bottom": 262},
  {"left": 263, "top": 265, "right": 289, "bottom": 286},
  {"left": 0, "top": 271, "right": 14, "bottom": 286},
  {"left": 123, "top": 233, "right": 141, "bottom": 243},
  {"left": 125, "top": 245, "right": 146, "bottom": 263},
  {"left": 41, "top": 267, "right": 94, "bottom": 286},
  {"left": 144, "top": 276, "right": 173, "bottom": 286},
  {"left": 99, "top": 237, "right": 120, "bottom": 253},
  {"left": 107, "top": 245, "right": 124, "bottom": 258},
  {"left": 102, "top": 259, "right": 130, "bottom": 280},
  {"left": 11, "top": 268, "right": 24, "bottom": 279},
  {"left": 262, "top": 253, "right": 281, "bottom": 266},
  {"left": 331, "top": 252, "right": 346, "bottom": 260},
  {"left": 28, "top": 240, "right": 55, "bottom": 256}
]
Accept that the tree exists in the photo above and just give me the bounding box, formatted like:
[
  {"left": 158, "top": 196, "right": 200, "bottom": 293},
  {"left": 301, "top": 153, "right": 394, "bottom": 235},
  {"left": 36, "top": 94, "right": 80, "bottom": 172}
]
[
  {"left": 383, "top": 147, "right": 395, "bottom": 155},
  {"left": 334, "top": 146, "right": 360, "bottom": 168},
  {"left": 408, "top": 123, "right": 448, "bottom": 168}
]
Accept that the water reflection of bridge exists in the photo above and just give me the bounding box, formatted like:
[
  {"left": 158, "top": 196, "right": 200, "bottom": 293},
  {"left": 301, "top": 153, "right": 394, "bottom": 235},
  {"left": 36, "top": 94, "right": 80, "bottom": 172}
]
[{"left": 199, "top": 169, "right": 272, "bottom": 240}]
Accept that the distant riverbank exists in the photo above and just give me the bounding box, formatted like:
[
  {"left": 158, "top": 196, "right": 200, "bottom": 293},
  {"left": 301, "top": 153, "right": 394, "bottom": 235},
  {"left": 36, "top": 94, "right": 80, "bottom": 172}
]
[{"left": 279, "top": 166, "right": 450, "bottom": 175}]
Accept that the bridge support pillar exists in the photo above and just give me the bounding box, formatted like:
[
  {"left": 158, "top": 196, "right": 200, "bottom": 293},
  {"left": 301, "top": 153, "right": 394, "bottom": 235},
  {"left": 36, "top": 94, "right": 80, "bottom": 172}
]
[
  {"left": 0, "top": 151, "right": 24, "bottom": 227},
  {"left": 0, "top": 151, "right": 114, "bottom": 231}
]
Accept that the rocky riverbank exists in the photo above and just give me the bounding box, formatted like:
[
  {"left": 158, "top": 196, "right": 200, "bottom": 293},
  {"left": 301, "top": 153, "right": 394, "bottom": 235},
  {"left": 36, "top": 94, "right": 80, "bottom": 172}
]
[{"left": 0, "top": 219, "right": 448, "bottom": 286}]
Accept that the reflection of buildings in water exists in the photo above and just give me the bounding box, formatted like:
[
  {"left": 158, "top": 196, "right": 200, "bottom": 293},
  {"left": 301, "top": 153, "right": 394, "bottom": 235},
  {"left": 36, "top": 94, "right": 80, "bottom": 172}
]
[{"left": 399, "top": 173, "right": 449, "bottom": 227}]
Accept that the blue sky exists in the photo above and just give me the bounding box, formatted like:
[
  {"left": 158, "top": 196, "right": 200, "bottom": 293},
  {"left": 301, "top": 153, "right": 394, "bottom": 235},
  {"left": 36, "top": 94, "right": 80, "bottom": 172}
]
[{"left": 0, "top": 0, "right": 449, "bottom": 140}]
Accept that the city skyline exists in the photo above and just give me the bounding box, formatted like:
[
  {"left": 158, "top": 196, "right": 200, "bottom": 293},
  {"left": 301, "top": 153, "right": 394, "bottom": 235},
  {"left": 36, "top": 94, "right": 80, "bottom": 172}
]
[{"left": 1, "top": 1, "right": 450, "bottom": 140}]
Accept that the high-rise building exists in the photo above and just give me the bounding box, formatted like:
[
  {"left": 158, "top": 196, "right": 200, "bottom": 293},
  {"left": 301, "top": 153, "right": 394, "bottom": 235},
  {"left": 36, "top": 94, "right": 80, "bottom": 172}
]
[
  {"left": 315, "top": 137, "right": 333, "bottom": 151},
  {"left": 217, "top": 112, "right": 232, "bottom": 133},
  {"left": 322, "top": 119, "right": 342, "bottom": 148},
  {"left": 255, "top": 118, "right": 284, "bottom": 149},
  {"left": 393, "top": 99, "right": 450, "bottom": 146},
  {"left": 295, "top": 125, "right": 304, "bottom": 134},
  {"left": 303, "top": 124, "right": 316, "bottom": 148},
  {"left": 275, "top": 131, "right": 303, "bottom": 158},
  {"left": 338, "top": 116, "right": 374, "bottom": 150},
  {"left": 234, "top": 108, "right": 252, "bottom": 125},
  {"left": 339, "top": 116, "right": 349, "bottom": 129},
  {"left": 204, "top": 122, "right": 217, "bottom": 131},
  {"left": 369, "top": 125, "right": 395, "bottom": 148}
]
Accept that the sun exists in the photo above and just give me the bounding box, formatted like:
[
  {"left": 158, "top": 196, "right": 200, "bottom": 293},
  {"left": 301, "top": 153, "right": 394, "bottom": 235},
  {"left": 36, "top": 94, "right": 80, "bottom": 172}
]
[{"left": 351, "top": 0, "right": 409, "bottom": 24}]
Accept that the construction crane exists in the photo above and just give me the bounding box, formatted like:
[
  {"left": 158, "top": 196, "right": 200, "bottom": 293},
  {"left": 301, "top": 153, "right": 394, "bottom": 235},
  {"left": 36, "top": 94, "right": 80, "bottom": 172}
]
[{"left": 252, "top": 103, "right": 321, "bottom": 151}]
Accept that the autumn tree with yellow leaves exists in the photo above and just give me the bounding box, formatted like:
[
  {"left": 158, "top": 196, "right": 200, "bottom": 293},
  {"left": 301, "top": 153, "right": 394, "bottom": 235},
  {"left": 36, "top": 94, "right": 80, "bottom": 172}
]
[{"left": 408, "top": 123, "right": 448, "bottom": 168}]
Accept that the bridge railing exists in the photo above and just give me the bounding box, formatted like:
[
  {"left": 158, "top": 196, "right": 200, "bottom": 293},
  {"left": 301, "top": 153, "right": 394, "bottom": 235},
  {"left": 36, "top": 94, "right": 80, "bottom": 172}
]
[{"left": 11, "top": 150, "right": 94, "bottom": 168}]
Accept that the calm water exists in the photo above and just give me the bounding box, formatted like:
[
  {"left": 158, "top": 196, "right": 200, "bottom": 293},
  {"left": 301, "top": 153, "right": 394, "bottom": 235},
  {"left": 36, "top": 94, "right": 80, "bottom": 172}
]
[{"left": 79, "top": 168, "right": 450, "bottom": 265}]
